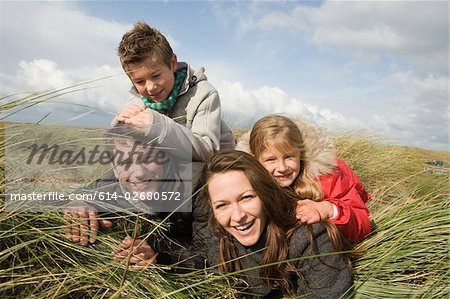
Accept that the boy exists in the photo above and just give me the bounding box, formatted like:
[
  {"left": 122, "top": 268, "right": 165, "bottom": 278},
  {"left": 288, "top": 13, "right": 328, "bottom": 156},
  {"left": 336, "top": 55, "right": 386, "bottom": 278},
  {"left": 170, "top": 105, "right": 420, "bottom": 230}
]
[{"left": 114, "top": 22, "right": 235, "bottom": 176}]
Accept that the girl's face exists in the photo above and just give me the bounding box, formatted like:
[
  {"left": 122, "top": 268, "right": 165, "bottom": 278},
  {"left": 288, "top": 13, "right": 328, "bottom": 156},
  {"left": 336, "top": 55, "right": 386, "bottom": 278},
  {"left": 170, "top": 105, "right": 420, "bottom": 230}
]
[
  {"left": 208, "top": 170, "right": 267, "bottom": 247},
  {"left": 259, "top": 144, "right": 301, "bottom": 188}
]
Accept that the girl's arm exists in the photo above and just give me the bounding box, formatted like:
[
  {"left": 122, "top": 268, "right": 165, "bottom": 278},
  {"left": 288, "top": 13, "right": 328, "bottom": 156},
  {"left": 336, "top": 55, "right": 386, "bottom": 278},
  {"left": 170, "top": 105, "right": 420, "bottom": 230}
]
[{"left": 319, "top": 158, "right": 371, "bottom": 243}]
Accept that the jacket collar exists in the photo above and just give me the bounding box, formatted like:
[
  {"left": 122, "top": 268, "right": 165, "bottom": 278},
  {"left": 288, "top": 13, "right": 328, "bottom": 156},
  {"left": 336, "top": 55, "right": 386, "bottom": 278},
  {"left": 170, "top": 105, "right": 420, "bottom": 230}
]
[
  {"left": 128, "top": 61, "right": 207, "bottom": 98},
  {"left": 177, "top": 62, "right": 207, "bottom": 96}
]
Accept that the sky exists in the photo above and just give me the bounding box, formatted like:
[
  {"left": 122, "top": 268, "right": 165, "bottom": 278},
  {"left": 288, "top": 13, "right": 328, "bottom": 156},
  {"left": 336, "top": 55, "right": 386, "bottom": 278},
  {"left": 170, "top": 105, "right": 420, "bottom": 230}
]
[{"left": 0, "top": 1, "right": 448, "bottom": 151}]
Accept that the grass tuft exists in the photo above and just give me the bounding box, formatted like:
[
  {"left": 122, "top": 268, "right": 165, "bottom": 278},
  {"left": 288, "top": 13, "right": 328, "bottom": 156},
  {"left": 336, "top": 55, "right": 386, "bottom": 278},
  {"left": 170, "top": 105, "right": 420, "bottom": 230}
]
[{"left": 1, "top": 87, "right": 449, "bottom": 298}]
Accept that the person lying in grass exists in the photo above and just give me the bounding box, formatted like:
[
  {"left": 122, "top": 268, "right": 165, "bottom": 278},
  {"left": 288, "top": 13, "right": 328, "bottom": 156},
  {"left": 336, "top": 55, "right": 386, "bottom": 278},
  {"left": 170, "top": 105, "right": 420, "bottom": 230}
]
[
  {"left": 113, "top": 151, "right": 353, "bottom": 298},
  {"left": 64, "top": 125, "right": 191, "bottom": 247},
  {"left": 238, "top": 115, "right": 371, "bottom": 244}
]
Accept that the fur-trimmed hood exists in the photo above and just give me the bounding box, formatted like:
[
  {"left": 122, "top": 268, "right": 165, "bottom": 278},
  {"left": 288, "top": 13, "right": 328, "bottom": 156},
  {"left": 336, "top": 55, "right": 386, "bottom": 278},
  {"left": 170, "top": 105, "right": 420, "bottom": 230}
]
[{"left": 236, "top": 117, "right": 337, "bottom": 179}]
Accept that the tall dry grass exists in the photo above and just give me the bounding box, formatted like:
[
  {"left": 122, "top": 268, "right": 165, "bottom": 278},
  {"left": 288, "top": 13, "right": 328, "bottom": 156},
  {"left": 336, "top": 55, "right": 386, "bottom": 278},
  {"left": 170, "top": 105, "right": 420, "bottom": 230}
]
[
  {"left": 333, "top": 132, "right": 449, "bottom": 298},
  {"left": 1, "top": 87, "right": 449, "bottom": 298}
]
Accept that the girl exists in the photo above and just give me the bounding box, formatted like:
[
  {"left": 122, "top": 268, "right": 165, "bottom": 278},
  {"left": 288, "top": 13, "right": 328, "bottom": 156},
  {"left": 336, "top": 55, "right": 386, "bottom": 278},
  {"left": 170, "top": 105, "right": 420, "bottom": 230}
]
[{"left": 238, "top": 115, "right": 371, "bottom": 244}]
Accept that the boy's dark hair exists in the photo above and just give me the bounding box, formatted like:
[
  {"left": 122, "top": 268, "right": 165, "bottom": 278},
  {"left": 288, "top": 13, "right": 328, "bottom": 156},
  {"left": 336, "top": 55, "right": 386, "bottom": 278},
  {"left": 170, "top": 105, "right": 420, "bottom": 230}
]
[{"left": 117, "top": 21, "right": 173, "bottom": 71}]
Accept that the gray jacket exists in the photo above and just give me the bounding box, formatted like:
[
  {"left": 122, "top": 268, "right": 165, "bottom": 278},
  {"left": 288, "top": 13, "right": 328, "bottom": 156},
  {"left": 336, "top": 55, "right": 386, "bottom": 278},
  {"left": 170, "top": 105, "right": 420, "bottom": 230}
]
[
  {"left": 159, "top": 221, "right": 353, "bottom": 298},
  {"left": 209, "top": 223, "right": 352, "bottom": 298},
  {"left": 113, "top": 62, "right": 235, "bottom": 160}
]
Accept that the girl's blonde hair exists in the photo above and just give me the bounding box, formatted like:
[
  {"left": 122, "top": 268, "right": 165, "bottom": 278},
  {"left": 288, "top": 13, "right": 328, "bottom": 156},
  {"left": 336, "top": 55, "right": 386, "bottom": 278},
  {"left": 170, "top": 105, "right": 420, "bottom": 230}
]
[{"left": 249, "top": 115, "right": 325, "bottom": 201}]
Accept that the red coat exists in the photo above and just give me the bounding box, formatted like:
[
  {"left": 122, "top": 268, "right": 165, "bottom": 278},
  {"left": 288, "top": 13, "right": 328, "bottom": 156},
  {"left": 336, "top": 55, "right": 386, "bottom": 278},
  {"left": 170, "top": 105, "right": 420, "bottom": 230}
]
[
  {"left": 237, "top": 117, "right": 372, "bottom": 244},
  {"left": 319, "top": 158, "right": 371, "bottom": 243}
]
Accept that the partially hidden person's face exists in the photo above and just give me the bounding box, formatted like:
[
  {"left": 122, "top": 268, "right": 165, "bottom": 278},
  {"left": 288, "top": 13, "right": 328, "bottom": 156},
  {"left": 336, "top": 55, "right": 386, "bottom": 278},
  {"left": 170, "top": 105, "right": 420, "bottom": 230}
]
[
  {"left": 208, "top": 170, "right": 267, "bottom": 247},
  {"left": 259, "top": 144, "right": 301, "bottom": 188},
  {"left": 113, "top": 141, "right": 165, "bottom": 193},
  {"left": 128, "top": 55, "right": 177, "bottom": 103}
]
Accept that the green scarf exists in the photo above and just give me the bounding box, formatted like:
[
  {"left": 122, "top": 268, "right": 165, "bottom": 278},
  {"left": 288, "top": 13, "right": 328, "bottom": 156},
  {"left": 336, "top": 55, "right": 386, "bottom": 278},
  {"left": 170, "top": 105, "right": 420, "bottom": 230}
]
[{"left": 141, "top": 68, "right": 187, "bottom": 111}]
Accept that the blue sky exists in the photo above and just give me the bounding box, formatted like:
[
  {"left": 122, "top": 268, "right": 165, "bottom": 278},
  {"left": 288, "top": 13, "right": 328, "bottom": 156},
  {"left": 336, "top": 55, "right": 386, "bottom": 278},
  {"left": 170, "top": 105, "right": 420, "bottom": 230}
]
[{"left": 0, "top": 1, "right": 448, "bottom": 151}]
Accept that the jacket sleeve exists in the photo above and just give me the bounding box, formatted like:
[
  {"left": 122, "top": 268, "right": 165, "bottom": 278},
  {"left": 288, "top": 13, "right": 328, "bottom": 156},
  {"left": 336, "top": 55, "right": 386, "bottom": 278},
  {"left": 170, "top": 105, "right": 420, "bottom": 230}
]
[
  {"left": 148, "top": 89, "right": 222, "bottom": 162},
  {"left": 319, "top": 159, "right": 371, "bottom": 243},
  {"left": 155, "top": 191, "right": 216, "bottom": 272},
  {"left": 292, "top": 223, "right": 353, "bottom": 298}
]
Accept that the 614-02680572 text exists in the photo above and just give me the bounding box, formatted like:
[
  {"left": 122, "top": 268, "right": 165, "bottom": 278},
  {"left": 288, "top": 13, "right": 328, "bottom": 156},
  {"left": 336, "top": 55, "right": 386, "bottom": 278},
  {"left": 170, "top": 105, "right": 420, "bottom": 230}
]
[{"left": 8, "top": 191, "right": 182, "bottom": 202}]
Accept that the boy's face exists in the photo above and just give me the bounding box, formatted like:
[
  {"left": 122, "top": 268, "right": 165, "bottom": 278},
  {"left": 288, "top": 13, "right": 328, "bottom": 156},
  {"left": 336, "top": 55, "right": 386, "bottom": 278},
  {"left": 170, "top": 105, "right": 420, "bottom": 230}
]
[{"left": 128, "top": 55, "right": 178, "bottom": 103}]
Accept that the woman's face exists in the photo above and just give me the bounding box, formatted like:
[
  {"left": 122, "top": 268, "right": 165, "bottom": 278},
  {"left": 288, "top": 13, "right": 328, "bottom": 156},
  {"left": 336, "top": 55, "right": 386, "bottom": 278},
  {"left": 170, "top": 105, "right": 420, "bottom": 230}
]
[
  {"left": 258, "top": 144, "right": 301, "bottom": 188},
  {"left": 208, "top": 170, "right": 267, "bottom": 247}
]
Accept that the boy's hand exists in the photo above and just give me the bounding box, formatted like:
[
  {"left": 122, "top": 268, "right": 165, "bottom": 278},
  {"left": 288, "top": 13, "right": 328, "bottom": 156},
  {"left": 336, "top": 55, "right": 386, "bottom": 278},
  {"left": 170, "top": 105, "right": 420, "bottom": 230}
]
[
  {"left": 116, "top": 104, "right": 145, "bottom": 123},
  {"left": 112, "top": 236, "right": 158, "bottom": 267},
  {"left": 64, "top": 202, "right": 113, "bottom": 246},
  {"left": 296, "top": 199, "right": 334, "bottom": 224},
  {"left": 123, "top": 108, "right": 153, "bottom": 127}
]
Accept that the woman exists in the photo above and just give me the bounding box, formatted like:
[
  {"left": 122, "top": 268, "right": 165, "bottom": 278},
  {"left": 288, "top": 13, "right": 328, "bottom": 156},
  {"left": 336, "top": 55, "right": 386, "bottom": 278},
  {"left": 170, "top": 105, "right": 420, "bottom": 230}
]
[
  {"left": 114, "top": 151, "right": 353, "bottom": 298},
  {"left": 238, "top": 115, "right": 371, "bottom": 244}
]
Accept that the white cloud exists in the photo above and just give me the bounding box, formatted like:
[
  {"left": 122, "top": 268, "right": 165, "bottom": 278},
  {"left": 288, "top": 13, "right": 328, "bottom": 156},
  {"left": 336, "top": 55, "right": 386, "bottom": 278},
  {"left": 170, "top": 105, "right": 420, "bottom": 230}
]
[
  {"left": 214, "top": 73, "right": 448, "bottom": 151},
  {"left": 390, "top": 72, "right": 448, "bottom": 108},
  {"left": 216, "top": 80, "right": 361, "bottom": 131},
  {"left": 310, "top": 2, "right": 447, "bottom": 75},
  {"left": 0, "top": 2, "right": 136, "bottom": 122},
  {"left": 368, "top": 71, "right": 449, "bottom": 150},
  {"left": 371, "top": 111, "right": 449, "bottom": 151},
  {"left": 255, "top": 6, "right": 312, "bottom": 32},
  {"left": 17, "top": 60, "right": 74, "bottom": 89},
  {"left": 0, "top": 2, "right": 186, "bottom": 115},
  {"left": 239, "top": 1, "right": 448, "bottom": 76},
  {"left": 371, "top": 71, "right": 448, "bottom": 151},
  {"left": 213, "top": 1, "right": 449, "bottom": 150},
  {"left": 0, "top": 2, "right": 129, "bottom": 72},
  {"left": 1, "top": 1, "right": 447, "bottom": 150},
  {"left": 2, "top": 59, "right": 130, "bottom": 119}
]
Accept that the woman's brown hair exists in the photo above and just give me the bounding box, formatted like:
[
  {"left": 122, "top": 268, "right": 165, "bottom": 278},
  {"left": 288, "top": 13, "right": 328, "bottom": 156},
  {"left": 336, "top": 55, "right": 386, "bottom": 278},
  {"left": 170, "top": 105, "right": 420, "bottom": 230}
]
[{"left": 201, "top": 151, "right": 351, "bottom": 294}]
